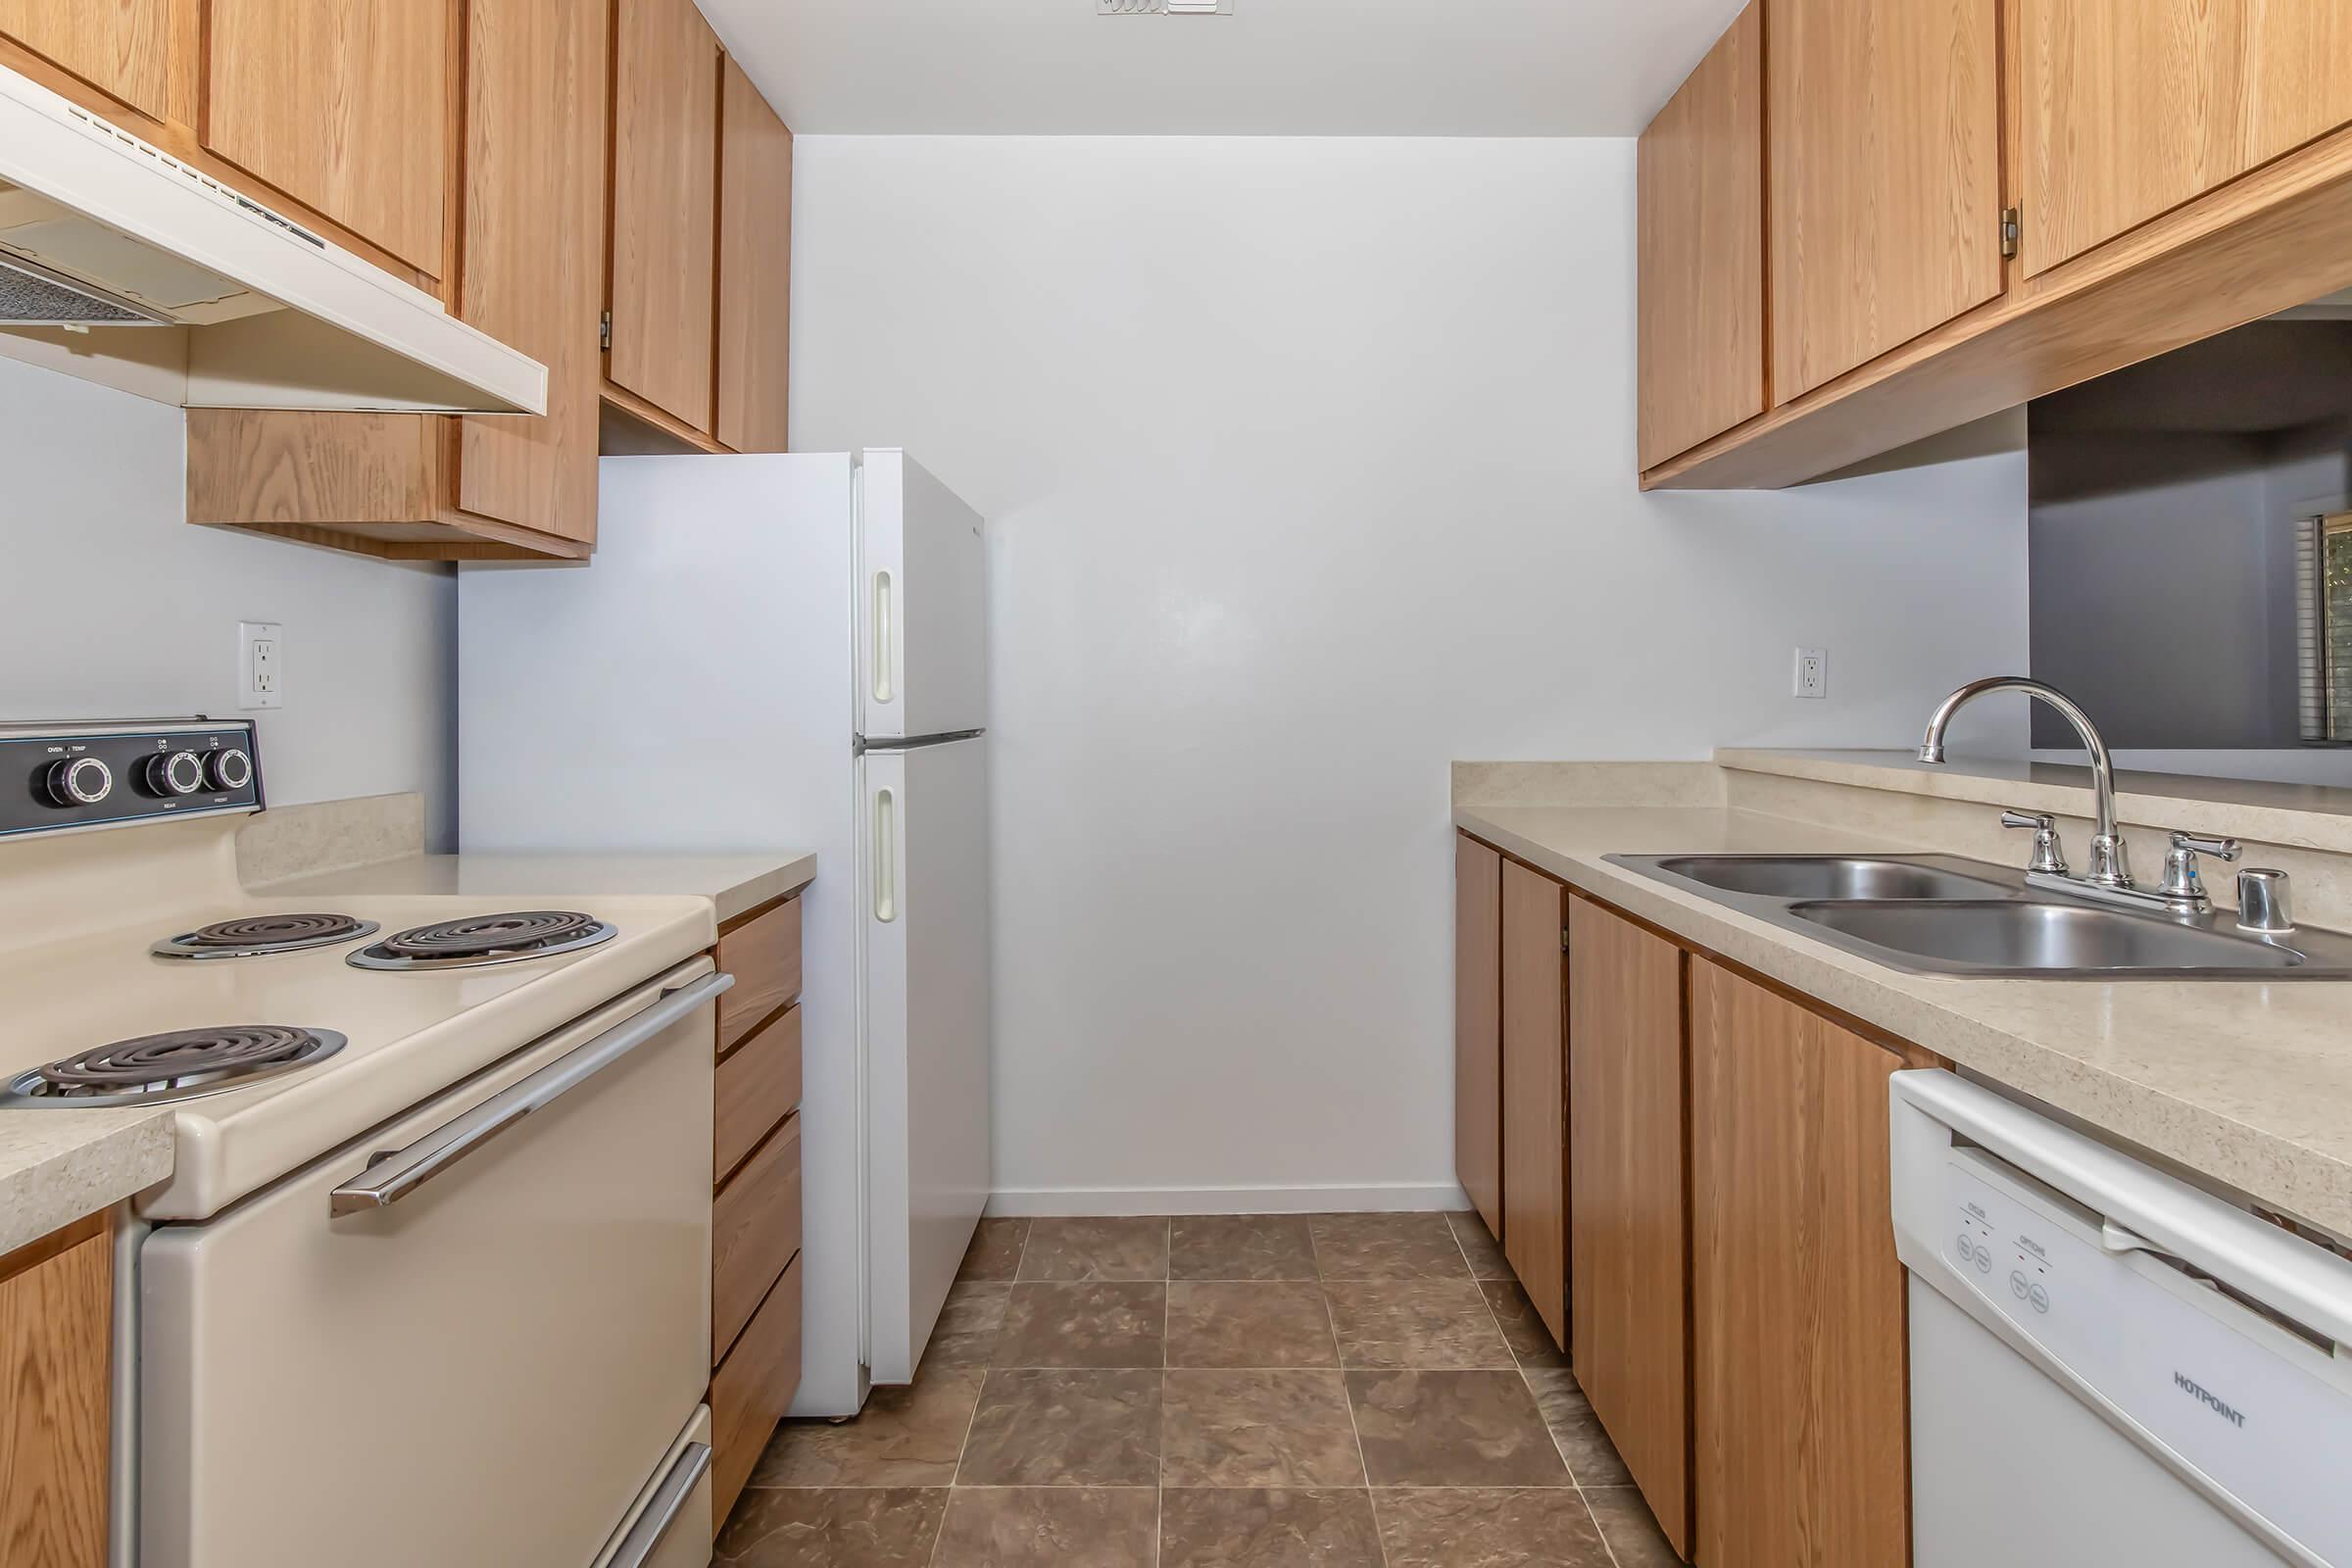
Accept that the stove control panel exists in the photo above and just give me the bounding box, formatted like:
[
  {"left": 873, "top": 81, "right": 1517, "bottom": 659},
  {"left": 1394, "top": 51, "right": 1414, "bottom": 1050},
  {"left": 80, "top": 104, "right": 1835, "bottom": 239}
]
[{"left": 2, "top": 719, "right": 263, "bottom": 840}]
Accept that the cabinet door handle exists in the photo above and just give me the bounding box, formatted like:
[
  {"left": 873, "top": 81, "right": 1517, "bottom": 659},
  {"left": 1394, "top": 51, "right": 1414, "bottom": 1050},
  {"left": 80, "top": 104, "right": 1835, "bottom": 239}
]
[
  {"left": 873, "top": 570, "right": 896, "bottom": 705},
  {"left": 874, "top": 787, "right": 898, "bottom": 923}
]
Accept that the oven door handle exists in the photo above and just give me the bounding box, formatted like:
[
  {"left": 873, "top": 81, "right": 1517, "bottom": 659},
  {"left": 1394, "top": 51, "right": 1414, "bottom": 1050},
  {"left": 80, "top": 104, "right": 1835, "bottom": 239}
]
[
  {"left": 328, "top": 971, "right": 734, "bottom": 1218},
  {"left": 609, "top": 1440, "right": 712, "bottom": 1568}
]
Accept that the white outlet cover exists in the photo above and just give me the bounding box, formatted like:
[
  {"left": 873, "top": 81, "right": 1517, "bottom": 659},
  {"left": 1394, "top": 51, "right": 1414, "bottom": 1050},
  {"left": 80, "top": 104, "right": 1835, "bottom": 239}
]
[
  {"left": 239, "top": 620, "right": 283, "bottom": 710},
  {"left": 1793, "top": 646, "right": 1828, "bottom": 700}
]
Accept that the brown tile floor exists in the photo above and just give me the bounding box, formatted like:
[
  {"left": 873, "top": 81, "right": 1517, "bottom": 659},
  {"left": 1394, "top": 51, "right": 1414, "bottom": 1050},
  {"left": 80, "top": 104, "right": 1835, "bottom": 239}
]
[{"left": 716, "top": 1212, "right": 1684, "bottom": 1567}]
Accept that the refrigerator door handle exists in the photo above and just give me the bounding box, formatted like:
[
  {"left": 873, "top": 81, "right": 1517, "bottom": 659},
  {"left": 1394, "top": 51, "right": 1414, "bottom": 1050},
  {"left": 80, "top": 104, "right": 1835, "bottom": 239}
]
[
  {"left": 874, "top": 786, "right": 898, "bottom": 922},
  {"left": 873, "top": 570, "right": 896, "bottom": 706}
]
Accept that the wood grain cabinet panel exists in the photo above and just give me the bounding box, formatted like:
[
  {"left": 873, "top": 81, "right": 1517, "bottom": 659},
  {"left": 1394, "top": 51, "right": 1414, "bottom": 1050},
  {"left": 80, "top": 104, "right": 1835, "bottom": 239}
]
[
  {"left": 1567, "top": 899, "right": 1691, "bottom": 1558},
  {"left": 1690, "top": 958, "right": 1911, "bottom": 1568},
  {"left": 716, "top": 56, "right": 794, "bottom": 455},
  {"left": 1767, "top": 0, "right": 2002, "bottom": 400},
  {"left": 715, "top": 1004, "right": 802, "bottom": 1184},
  {"left": 1455, "top": 835, "right": 1504, "bottom": 1244},
  {"left": 2019, "top": 0, "right": 2352, "bottom": 277},
  {"left": 0, "top": 0, "right": 170, "bottom": 119},
  {"left": 452, "top": 0, "right": 607, "bottom": 544},
  {"left": 718, "top": 897, "right": 805, "bottom": 1055},
  {"left": 0, "top": 1215, "right": 110, "bottom": 1568},
  {"left": 710, "top": 1254, "right": 801, "bottom": 1531},
  {"left": 1499, "top": 860, "right": 1567, "bottom": 1349},
  {"left": 608, "top": 0, "right": 721, "bottom": 436},
  {"left": 203, "top": 0, "right": 453, "bottom": 278},
  {"left": 1637, "top": 2, "right": 1764, "bottom": 469},
  {"left": 712, "top": 1113, "right": 802, "bottom": 1361}
]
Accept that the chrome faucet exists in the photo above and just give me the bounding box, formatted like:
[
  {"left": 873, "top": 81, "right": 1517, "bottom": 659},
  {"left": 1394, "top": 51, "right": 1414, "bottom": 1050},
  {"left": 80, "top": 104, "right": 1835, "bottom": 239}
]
[{"left": 1916, "top": 677, "right": 2241, "bottom": 916}]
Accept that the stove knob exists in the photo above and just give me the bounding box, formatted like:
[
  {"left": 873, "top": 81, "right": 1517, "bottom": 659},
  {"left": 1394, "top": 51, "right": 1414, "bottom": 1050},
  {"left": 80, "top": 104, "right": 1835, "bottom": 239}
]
[
  {"left": 206, "top": 747, "right": 254, "bottom": 793},
  {"left": 45, "top": 756, "right": 113, "bottom": 808},
  {"left": 145, "top": 750, "right": 205, "bottom": 797}
]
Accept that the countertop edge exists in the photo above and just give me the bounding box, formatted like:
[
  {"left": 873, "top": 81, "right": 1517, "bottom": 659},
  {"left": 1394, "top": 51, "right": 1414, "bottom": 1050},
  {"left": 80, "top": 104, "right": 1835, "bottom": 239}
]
[
  {"left": 1455, "top": 802, "right": 2352, "bottom": 1239},
  {"left": 256, "top": 850, "right": 818, "bottom": 926},
  {"left": 0, "top": 1111, "right": 172, "bottom": 1257}
]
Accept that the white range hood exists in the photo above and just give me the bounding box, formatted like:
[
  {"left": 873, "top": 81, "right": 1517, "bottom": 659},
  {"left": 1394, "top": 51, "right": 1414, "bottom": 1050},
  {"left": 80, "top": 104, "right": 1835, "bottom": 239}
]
[{"left": 0, "top": 65, "right": 546, "bottom": 416}]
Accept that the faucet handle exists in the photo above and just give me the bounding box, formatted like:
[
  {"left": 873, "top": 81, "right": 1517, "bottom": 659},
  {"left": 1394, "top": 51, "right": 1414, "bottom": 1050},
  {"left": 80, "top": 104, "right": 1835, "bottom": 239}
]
[
  {"left": 2158, "top": 831, "right": 2242, "bottom": 906},
  {"left": 2000, "top": 809, "right": 2067, "bottom": 875}
]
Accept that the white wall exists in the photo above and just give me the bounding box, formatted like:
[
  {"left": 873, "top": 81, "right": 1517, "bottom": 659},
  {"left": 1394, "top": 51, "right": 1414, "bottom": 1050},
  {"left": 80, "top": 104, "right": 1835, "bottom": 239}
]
[
  {"left": 791, "top": 136, "right": 2029, "bottom": 1208},
  {"left": 0, "top": 356, "right": 458, "bottom": 844}
]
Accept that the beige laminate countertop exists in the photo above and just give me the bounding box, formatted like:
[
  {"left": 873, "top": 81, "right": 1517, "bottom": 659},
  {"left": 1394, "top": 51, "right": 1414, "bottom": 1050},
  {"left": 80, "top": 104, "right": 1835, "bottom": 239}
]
[
  {"left": 0, "top": 1107, "right": 172, "bottom": 1257},
  {"left": 262, "top": 849, "right": 817, "bottom": 925},
  {"left": 1458, "top": 802, "right": 2352, "bottom": 1240}
]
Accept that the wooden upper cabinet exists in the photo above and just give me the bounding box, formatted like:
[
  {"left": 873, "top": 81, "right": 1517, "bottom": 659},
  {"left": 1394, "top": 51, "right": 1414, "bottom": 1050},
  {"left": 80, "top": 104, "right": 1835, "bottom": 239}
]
[
  {"left": 1767, "top": 0, "right": 2002, "bottom": 401},
  {"left": 1637, "top": 3, "right": 1763, "bottom": 470},
  {"left": 0, "top": 1214, "right": 112, "bottom": 1568},
  {"left": 1454, "top": 834, "right": 1504, "bottom": 1244},
  {"left": 1500, "top": 861, "right": 1567, "bottom": 1349},
  {"left": 717, "top": 57, "right": 794, "bottom": 455},
  {"left": 202, "top": 0, "right": 453, "bottom": 279},
  {"left": 2019, "top": 0, "right": 2352, "bottom": 277},
  {"left": 1567, "top": 898, "right": 1691, "bottom": 1559},
  {"left": 609, "top": 0, "right": 722, "bottom": 437},
  {"left": 1689, "top": 958, "right": 1912, "bottom": 1568},
  {"left": 0, "top": 0, "right": 170, "bottom": 120},
  {"left": 452, "top": 0, "right": 607, "bottom": 544}
]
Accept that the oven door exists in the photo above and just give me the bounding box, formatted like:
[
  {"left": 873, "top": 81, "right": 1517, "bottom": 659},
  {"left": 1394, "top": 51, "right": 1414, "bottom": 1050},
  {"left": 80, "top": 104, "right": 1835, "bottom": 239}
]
[{"left": 138, "top": 959, "right": 722, "bottom": 1568}]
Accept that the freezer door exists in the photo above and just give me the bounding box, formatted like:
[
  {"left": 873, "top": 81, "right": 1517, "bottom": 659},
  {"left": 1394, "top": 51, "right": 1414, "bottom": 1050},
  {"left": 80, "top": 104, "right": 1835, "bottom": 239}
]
[
  {"left": 858, "top": 450, "right": 988, "bottom": 742},
  {"left": 859, "top": 736, "right": 991, "bottom": 1383}
]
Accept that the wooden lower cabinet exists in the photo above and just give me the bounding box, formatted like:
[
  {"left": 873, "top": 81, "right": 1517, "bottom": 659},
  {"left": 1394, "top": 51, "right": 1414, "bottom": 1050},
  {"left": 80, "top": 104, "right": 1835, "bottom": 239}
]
[
  {"left": 0, "top": 1212, "right": 111, "bottom": 1568},
  {"left": 1454, "top": 834, "right": 1504, "bottom": 1241},
  {"left": 710, "top": 1254, "right": 802, "bottom": 1524},
  {"left": 1566, "top": 898, "right": 1692, "bottom": 1558},
  {"left": 1499, "top": 859, "right": 1568, "bottom": 1348},
  {"left": 1689, "top": 957, "right": 1914, "bottom": 1568}
]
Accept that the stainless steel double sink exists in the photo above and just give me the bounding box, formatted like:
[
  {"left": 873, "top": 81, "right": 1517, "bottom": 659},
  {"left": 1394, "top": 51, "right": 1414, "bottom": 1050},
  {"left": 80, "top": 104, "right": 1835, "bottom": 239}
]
[{"left": 1603, "top": 853, "right": 2352, "bottom": 979}]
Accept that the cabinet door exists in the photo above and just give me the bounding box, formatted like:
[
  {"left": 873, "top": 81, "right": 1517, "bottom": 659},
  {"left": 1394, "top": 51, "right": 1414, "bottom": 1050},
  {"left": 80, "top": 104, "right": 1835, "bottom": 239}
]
[
  {"left": 716, "top": 56, "right": 794, "bottom": 455},
  {"left": 0, "top": 1216, "right": 110, "bottom": 1568},
  {"left": 1499, "top": 860, "right": 1565, "bottom": 1347},
  {"left": 1455, "top": 835, "right": 1504, "bottom": 1242},
  {"left": 0, "top": 0, "right": 170, "bottom": 119},
  {"left": 1567, "top": 899, "right": 1690, "bottom": 1557},
  {"left": 609, "top": 0, "right": 721, "bottom": 435},
  {"left": 1768, "top": 0, "right": 2001, "bottom": 400},
  {"left": 2019, "top": 0, "right": 2352, "bottom": 278},
  {"left": 452, "top": 0, "right": 606, "bottom": 545},
  {"left": 1637, "top": 2, "right": 1763, "bottom": 469},
  {"left": 1690, "top": 958, "right": 1910, "bottom": 1568},
  {"left": 203, "top": 0, "right": 452, "bottom": 277}
]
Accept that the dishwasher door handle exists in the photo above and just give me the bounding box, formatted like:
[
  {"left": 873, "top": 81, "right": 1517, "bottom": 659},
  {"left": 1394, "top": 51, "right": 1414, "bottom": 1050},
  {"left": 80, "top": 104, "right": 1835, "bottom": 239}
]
[{"left": 329, "top": 971, "right": 734, "bottom": 1217}]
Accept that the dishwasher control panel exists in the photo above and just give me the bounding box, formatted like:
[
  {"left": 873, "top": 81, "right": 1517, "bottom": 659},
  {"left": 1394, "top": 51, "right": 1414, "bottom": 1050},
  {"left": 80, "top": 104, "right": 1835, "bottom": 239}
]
[{"left": 1939, "top": 1152, "right": 2352, "bottom": 1565}]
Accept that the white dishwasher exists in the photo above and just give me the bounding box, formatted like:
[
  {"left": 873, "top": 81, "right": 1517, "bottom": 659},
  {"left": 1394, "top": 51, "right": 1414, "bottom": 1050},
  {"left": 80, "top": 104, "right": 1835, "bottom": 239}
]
[{"left": 1891, "top": 1070, "right": 2352, "bottom": 1568}]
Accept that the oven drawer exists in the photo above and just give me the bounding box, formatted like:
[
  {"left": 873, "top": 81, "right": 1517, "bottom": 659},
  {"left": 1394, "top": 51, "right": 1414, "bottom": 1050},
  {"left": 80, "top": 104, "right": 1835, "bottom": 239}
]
[
  {"left": 140, "top": 961, "right": 721, "bottom": 1568},
  {"left": 717, "top": 895, "right": 802, "bottom": 1055},
  {"left": 710, "top": 1253, "right": 803, "bottom": 1527},
  {"left": 713, "top": 1112, "right": 801, "bottom": 1359},
  {"left": 714, "top": 1003, "right": 801, "bottom": 1183}
]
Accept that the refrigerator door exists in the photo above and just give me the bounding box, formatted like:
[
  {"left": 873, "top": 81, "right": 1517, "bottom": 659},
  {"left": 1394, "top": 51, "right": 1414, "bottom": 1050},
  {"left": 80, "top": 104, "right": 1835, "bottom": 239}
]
[
  {"left": 858, "top": 735, "right": 991, "bottom": 1384},
  {"left": 858, "top": 450, "right": 988, "bottom": 743}
]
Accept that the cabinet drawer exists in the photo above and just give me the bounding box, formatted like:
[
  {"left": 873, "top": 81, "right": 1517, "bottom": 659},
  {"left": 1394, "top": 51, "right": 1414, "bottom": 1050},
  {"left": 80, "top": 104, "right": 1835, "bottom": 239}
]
[
  {"left": 713, "top": 1113, "right": 801, "bottom": 1360},
  {"left": 717, "top": 897, "right": 802, "bottom": 1055},
  {"left": 710, "top": 1253, "right": 801, "bottom": 1532},
  {"left": 715, "top": 1004, "right": 802, "bottom": 1184}
]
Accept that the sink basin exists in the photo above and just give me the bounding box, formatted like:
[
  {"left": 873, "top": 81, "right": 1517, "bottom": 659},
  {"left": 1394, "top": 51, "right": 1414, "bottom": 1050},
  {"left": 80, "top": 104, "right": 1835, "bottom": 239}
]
[
  {"left": 1648, "top": 856, "right": 2014, "bottom": 902},
  {"left": 1788, "top": 900, "right": 2306, "bottom": 976}
]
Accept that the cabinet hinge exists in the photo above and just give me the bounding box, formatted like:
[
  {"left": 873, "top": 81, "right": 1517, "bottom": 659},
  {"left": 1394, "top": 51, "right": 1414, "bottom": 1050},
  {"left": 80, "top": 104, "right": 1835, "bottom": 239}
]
[
  {"left": 2000, "top": 206, "right": 2022, "bottom": 261},
  {"left": 1562, "top": 928, "right": 1572, "bottom": 953},
  {"left": 599, "top": 310, "right": 612, "bottom": 352}
]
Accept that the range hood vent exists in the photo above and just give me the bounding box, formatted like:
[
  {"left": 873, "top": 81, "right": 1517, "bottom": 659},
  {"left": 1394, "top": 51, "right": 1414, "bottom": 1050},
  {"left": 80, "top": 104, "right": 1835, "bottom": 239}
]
[{"left": 0, "top": 66, "right": 545, "bottom": 416}]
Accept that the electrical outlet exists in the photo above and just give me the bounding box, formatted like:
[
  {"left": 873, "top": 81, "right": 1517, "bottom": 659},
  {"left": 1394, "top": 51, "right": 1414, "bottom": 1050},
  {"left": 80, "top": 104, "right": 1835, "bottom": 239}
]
[
  {"left": 1793, "top": 647, "right": 1828, "bottom": 700},
  {"left": 239, "top": 621, "right": 283, "bottom": 710}
]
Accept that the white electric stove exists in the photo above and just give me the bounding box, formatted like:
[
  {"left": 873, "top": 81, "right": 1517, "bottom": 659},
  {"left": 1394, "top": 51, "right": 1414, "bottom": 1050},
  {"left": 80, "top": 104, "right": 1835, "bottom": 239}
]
[{"left": 0, "top": 718, "right": 726, "bottom": 1568}]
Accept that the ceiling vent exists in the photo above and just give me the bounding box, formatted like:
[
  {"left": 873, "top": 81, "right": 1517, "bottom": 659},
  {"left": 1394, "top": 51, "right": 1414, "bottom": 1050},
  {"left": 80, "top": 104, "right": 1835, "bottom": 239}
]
[{"left": 1098, "top": 0, "right": 1235, "bottom": 14}]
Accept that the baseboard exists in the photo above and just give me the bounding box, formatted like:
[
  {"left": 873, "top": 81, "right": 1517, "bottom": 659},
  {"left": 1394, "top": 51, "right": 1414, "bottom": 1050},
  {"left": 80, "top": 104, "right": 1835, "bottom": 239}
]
[{"left": 984, "top": 1182, "right": 1472, "bottom": 1217}]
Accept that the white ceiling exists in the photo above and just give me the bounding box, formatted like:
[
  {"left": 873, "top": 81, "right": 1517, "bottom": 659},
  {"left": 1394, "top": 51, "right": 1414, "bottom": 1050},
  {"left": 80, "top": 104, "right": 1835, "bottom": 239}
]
[{"left": 702, "top": 0, "right": 1750, "bottom": 137}]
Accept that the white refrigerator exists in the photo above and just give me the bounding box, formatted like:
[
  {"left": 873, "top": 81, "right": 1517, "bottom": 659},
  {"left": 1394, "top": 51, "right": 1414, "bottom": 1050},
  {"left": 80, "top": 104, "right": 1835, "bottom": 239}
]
[{"left": 457, "top": 450, "right": 991, "bottom": 1417}]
